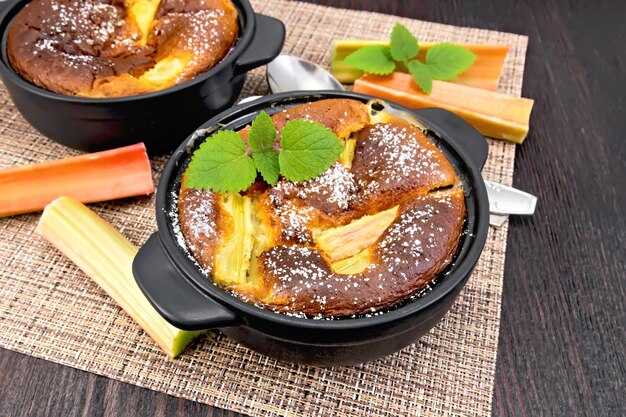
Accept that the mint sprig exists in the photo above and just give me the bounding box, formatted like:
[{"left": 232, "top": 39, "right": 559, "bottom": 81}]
[
  {"left": 184, "top": 112, "right": 344, "bottom": 192},
  {"left": 343, "top": 23, "right": 477, "bottom": 94},
  {"left": 389, "top": 23, "right": 419, "bottom": 62},
  {"left": 425, "top": 43, "right": 477, "bottom": 81},
  {"left": 279, "top": 120, "right": 345, "bottom": 182},
  {"left": 406, "top": 60, "right": 432, "bottom": 95},
  {"left": 184, "top": 131, "right": 257, "bottom": 192},
  {"left": 343, "top": 45, "right": 395, "bottom": 75},
  {"left": 248, "top": 111, "right": 279, "bottom": 185}
]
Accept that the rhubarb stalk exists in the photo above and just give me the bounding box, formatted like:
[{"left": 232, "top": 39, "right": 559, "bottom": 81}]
[
  {"left": 331, "top": 40, "right": 511, "bottom": 90},
  {"left": 38, "top": 196, "right": 204, "bottom": 358},
  {"left": 353, "top": 72, "right": 534, "bottom": 143},
  {"left": 0, "top": 143, "right": 154, "bottom": 217}
]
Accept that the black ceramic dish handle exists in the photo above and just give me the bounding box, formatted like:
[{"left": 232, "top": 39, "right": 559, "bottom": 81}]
[
  {"left": 413, "top": 108, "right": 489, "bottom": 170},
  {"left": 234, "top": 14, "right": 285, "bottom": 74},
  {"left": 133, "top": 234, "right": 239, "bottom": 330}
]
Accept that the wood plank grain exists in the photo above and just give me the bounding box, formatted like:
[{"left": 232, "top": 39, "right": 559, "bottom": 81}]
[
  {"left": 0, "top": 1, "right": 624, "bottom": 417},
  {"left": 492, "top": 0, "right": 626, "bottom": 415}
]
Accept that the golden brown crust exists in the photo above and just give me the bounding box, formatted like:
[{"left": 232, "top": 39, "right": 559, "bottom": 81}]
[
  {"left": 177, "top": 99, "right": 466, "bottom": 317},
  {"left": 7, "top": 0, "right": 238, "bottom": 97},
  {"left": 256, "top": 189, "right": 465, "bottom": 316},
  {"left": 178, "top": 182, "right": 225, "bottom": 273},
  {"left": 239, "top": 99, "right": 371, "bottom": 143},
  {"left": 350, "top": 117, "right": 457, "bottom": 213}
]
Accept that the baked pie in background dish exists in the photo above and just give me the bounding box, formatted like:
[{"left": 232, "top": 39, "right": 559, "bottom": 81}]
[
  {"left": 177, "top": 99, "right": 466, "bottom": 318},
  {"left": 6, "top": 0, "right": 238, "bottom": 97}
]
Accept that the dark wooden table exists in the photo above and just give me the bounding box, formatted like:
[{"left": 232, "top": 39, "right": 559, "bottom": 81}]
[{"left": 1, "top": 1, "right": 624, "bottom": 416}]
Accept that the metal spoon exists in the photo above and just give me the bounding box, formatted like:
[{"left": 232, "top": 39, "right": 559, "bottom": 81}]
[
  {"left": 486, "top": 182, "right": 537, "bottom": 226},
  {"left": 261, "top": 55, "right": 537, "bottom": 226},
  {"left": 267, "top": 55, "right": 345, "bottom": 92},
  {"left": 239, "top": 55, "right": 344, "bottom": 104}
]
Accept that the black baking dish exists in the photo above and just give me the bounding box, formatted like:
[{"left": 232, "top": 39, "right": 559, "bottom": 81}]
[
  {"left": 132, "top": 91, "right": 490, "bottom": 366},
  {"left": 0, "top": 0, "right": 285, "bottom": 154}
]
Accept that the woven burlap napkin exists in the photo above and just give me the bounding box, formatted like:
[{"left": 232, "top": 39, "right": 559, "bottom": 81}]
[{"left": 0, "top": 1, "right": 527, "bottom": 415}]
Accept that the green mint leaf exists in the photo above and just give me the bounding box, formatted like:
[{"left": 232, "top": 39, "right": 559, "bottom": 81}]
[
  {"left": 389, "top": 23, "right": 419, "bottom": 62},
  {"left": 406, "top": 60, "right": 433, "bottom": 94},
  {"left": 343, "top": 45, "right": 395, "bottom": 75},
  {"left": 279, "top": 120, "right": 344, "bottom": 182},
  {"left": 425, "top": 43, "right": 477, "bottom": 80},
  {"left": 248, "top": 111, "right": 280, "bottom": 185},
  {"left": 184, "top": 130, "right": 256, "bottom": 192}
]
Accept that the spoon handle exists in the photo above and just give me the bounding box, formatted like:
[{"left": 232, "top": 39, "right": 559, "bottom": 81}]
[
  {"left": 237, "top": 95, "right": 264, "bottom": 105},
  {"left": 485, "top": 180, "right": 537, "bottom": 216}
]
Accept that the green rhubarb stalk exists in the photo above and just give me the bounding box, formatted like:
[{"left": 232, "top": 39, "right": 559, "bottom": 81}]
[
  {"left": 213, "top": 192, "right": 254, "bottom": 286},
  {"left": 38, "top": 196, "right": 204, "bottom": 358},
  {"left": 331, "top": 39, "right": 510, "bottom": 91}
]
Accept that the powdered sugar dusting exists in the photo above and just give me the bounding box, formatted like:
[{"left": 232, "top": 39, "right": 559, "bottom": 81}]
[
  {"left": 11, "top": 0, "right": 238, "bottom": 95},
  {"left": 261, "top": 191, "right": 463, "bottom": 316},
  {"left": 172, "top": 104, "right": 464, "bottom": 318},
  {"left": 172, "top": 189, "right": 219, "bottom": 275},
  {"left": 272, "top": 200, "right": 314, "bottom": 243},
  {"left": 35, "top": 1, "right": 124, "bottom": 63},
  {"left": 168, "top": 192, "right": 210, "bottom": 275},
  {"left": 267, "top": 163, "right": 357, "bottom": 242},
  {"left": 155, "top": 9, "right": 230, "bottom": 80},
  {"left": 355, "top": 123, "right": 449, "bottom": 198},
  {"left": 293, "top": 163, "right": 357, "bottom": 211},
  {"left": 184, "top": 196, "right": 217, "bottom": 244}
]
